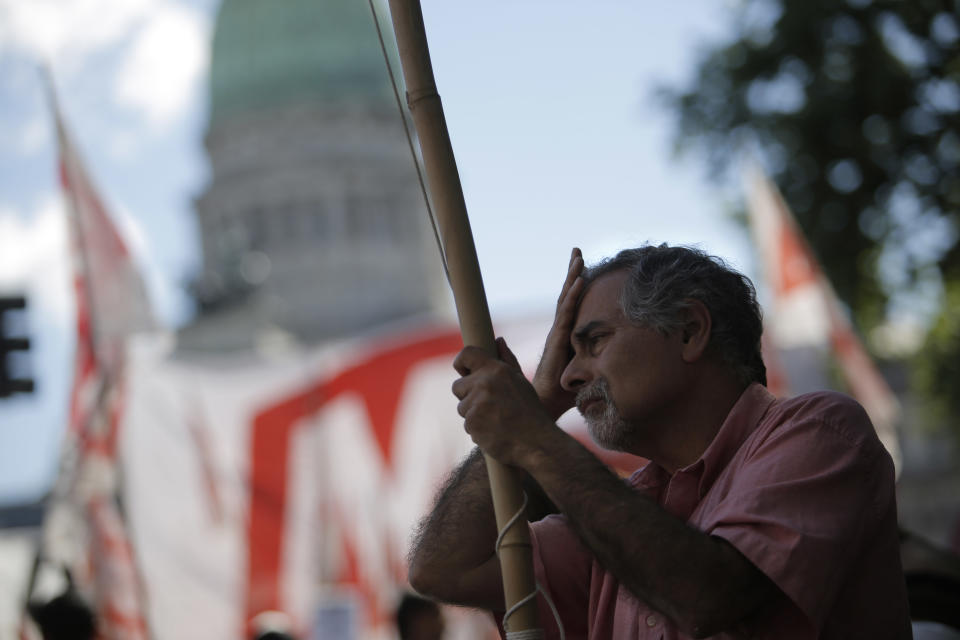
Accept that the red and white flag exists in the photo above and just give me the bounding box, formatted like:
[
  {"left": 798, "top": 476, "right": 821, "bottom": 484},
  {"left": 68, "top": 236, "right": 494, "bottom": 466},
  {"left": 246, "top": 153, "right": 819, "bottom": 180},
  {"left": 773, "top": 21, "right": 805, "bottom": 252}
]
[
  {"left": 744, "top": 165, "right": 902, "bottom": 473},
  {"left": 24, "top": 79, "right": 154, "bottom": 640}
]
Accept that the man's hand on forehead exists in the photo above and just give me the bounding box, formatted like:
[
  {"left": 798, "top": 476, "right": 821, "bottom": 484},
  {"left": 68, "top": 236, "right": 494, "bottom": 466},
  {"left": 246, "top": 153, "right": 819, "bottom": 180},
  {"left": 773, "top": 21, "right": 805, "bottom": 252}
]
[{"left": 532, "top": 248, "right": 584, "bottom": 420}]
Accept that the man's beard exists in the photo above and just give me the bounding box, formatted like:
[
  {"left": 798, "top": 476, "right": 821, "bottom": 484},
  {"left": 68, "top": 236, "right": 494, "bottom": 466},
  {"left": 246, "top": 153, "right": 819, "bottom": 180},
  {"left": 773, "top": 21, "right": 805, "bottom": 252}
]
[{"left": 575, "top": 378, "right": 632, "bottom": 451}]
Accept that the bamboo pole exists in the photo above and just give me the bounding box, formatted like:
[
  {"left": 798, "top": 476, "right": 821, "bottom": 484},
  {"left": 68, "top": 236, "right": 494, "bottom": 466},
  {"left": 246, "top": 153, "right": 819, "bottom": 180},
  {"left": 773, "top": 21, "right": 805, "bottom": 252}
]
[{"left": 385, "top": 0, "right": 540, "bottom": 633}]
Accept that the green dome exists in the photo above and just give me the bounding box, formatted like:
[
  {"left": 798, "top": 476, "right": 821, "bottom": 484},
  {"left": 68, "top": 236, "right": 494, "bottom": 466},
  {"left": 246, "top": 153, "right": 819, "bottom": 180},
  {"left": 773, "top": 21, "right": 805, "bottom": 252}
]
[{"left": 209, "top": 0, "right": 398, "bottom": 121}]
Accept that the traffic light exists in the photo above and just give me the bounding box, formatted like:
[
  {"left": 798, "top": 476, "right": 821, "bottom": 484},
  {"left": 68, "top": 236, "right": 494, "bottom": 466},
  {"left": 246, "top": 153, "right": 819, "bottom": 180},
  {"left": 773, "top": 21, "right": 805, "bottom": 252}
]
[{"left": 1, "top": 295, "right": 35, "bottom": 398}]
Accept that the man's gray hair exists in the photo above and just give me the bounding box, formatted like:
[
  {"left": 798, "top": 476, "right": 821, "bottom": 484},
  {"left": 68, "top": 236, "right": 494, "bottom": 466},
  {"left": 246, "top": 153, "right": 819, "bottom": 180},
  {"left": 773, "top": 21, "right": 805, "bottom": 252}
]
[{"left": 582, "top": 244, "right": 766, "bottom": 387}]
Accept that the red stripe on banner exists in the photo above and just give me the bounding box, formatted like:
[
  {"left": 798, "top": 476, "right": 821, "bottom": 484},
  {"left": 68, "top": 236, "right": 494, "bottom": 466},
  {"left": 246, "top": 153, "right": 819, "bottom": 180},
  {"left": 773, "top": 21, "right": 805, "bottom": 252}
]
[
  {"left": 88, "top": 497, "right": 150, "bottom": 640},
  {"left": 103, "top": 372, "right": 125, "bottom": 458},
  {"left": 52, "top": 96, "right": 153, "bottom": 640},
  {"left": 774, "top": 201, "right": 820, "bottom": 295},
  {"left": 59, "top": 158, "right": 70, "bottom": 190},
  {"left": 69, "top": 273, "right": 97, "bottom": 433},
  {"left": 101, "top": 602, "right": 149, "bottom": 632},
  {"left": 245, "top": 329, "right": 462, "bottom": 634},
  {"left": 89, "top": 498, "right": 134, "bottom": 560},
  {"left": 65, "top": 150, "right": 130, "bottom": 260}
]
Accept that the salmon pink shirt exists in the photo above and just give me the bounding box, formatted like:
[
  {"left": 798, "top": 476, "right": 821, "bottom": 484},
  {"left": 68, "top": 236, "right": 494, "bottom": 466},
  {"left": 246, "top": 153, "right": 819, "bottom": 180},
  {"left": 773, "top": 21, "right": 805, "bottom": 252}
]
[{"left": 528, "top": 384, "right": 911, "bottom": 639}]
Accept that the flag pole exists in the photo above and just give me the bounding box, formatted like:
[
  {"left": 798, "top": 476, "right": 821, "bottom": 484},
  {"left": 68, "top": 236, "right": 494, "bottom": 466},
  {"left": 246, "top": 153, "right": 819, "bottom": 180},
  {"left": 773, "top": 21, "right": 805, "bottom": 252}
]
[{"left": 384, "top": 1, "right": 540, "bottom": 633}]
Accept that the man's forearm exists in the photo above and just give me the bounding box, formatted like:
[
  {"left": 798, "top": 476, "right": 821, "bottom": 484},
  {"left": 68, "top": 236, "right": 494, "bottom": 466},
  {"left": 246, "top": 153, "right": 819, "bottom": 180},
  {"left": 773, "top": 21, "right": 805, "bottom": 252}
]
[
  {"left": 523, "top": 431, "right": 775, "bottom": 637},
  {"left": 408, "top": 448, "right": 496, "bottom": 598},
  {"left": 408, "top": 446, "right": 560, "bottom": 609}
]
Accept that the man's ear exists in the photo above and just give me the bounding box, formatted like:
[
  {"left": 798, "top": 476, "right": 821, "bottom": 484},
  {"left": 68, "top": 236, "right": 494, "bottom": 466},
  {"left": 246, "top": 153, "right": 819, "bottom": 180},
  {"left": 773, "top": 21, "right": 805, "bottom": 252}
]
[{"left": 679, "top": 299, "right": 711, "bottom": 363}]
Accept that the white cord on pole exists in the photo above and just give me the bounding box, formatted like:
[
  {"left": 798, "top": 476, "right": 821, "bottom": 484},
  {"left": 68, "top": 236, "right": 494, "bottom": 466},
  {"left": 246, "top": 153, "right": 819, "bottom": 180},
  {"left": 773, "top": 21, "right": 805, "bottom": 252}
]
[
  {"left": 497, "top": 493, "right": 566, "bottom": 640},
  {"left": 505, "top": 630, "right": 546, "bottom": 640}
]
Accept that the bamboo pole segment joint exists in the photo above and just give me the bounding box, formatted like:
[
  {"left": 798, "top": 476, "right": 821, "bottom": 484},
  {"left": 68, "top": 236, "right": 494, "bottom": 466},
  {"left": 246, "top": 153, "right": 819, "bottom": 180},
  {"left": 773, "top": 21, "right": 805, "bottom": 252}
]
[{"left": 406, "top": 86, "right": 439, "bottom": 109}]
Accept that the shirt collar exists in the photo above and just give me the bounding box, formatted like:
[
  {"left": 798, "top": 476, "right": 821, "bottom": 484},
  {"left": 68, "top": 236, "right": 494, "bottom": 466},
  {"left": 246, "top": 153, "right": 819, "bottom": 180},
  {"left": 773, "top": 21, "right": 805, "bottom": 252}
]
[
  {"left": 691, "top": 382, "right": 776, "bottom": 499},
  {"left": 628, "top": 383, "right": 776, "bottom": 500}
]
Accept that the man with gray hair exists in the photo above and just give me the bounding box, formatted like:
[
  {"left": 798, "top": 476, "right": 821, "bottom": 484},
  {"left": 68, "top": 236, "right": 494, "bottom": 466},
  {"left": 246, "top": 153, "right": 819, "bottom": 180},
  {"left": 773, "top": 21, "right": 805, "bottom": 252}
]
[{"left": 408, "top": 244, "right": 910, "bottom": 638}]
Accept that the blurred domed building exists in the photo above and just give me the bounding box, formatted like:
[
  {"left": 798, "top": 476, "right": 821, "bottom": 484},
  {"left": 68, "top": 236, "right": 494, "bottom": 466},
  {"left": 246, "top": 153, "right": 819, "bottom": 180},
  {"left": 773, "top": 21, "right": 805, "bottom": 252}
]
[{"left": 179, "top": 0, "right": 445, "bottom": 353}]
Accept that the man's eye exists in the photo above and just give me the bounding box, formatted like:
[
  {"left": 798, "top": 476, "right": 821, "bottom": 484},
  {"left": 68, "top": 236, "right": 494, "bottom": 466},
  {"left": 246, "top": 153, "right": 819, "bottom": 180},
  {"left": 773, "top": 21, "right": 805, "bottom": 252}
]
[{"left": 587, "top": 333, "right": 607, "bottom": 349}]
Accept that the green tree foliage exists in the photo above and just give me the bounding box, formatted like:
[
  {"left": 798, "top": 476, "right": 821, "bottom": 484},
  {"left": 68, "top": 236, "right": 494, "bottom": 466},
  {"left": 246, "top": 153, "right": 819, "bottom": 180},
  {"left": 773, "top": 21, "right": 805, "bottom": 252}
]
[{"left": 659, "top": 0, "right": 959, "bottom": 429}]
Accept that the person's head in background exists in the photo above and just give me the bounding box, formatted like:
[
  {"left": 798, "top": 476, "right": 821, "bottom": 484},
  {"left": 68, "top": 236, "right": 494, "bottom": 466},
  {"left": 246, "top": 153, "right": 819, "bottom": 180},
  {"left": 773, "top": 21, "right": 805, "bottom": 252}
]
[
  {"left": 250, "top": 610, "right": 296, "bottom": 640},
  {"left": 396, "top": 593, "right": 445, "bottom": 640},
  {"left": 28, "top": 590, "right": 96, "bottom": 640}
]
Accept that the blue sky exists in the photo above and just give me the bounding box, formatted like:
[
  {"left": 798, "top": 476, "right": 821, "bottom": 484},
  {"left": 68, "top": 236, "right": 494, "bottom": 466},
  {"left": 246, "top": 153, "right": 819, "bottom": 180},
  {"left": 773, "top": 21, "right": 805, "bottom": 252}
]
[{"left": 0, "top": 0, "right": 749, "bottom": 502}]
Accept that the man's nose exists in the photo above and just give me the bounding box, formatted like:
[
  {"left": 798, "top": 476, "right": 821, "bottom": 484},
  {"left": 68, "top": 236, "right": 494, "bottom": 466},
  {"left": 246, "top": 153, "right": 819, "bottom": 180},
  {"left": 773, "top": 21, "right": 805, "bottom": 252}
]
[{"left": 560, "top": 353, "right": 590, "bottom": 392}]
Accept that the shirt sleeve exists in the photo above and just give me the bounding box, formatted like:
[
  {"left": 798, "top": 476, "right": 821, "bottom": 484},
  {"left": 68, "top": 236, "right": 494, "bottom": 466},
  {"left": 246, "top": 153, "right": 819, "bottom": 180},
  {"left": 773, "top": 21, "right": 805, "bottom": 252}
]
[
  {"left": 702, "top": 395, "right": 894, "bottom": 634},
  {"left": 528, "top": 514, "right": 592, "bottom": 639}
]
